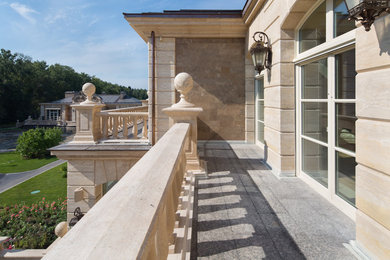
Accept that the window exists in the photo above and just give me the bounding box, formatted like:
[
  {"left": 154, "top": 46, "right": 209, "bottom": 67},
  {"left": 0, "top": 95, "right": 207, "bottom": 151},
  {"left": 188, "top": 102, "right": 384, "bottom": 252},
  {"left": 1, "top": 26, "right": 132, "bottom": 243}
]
[
  {"left": 333, "top": 0, "right": 355, "bottom": 37},
  {"left": 255, "top": 78, "right": 264, "bottom": 144},
  {"left": 296, "top": 0, "right": 356, "bottom": 215},
  {"left": 46, "top": 109, "right": 60, "bottom": 120}
]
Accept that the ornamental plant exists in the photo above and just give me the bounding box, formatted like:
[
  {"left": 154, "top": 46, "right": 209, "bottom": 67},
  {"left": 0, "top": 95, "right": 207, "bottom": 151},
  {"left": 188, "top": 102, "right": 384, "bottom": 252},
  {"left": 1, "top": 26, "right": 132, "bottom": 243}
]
[
  {"left": 16, "top": 127, "right": 62, "bottom": 159},
  {"left": 0, "top": 197, "right": 67, "bottom": 249}
]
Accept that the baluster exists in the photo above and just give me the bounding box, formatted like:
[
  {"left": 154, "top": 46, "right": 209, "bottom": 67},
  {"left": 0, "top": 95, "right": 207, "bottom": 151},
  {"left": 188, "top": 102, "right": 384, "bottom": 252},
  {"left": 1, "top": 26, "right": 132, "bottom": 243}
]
[
  {"left": 108, "top": 116, "right": 113, "bottom": 134},
  {"left": 142, "top": 115, "right": 148, "bottom": 139},
  {"left": 102, "top": 115, "right": 108, "bottom": 139},
  {"left": 132, "top": 116, "right": 138, "bottom": 139},
  {"left": 123, "top": 116, "right": 128, "bottom": 139},
  {"left": 113, "top": 116, "right": 118, "bottom": 138}
]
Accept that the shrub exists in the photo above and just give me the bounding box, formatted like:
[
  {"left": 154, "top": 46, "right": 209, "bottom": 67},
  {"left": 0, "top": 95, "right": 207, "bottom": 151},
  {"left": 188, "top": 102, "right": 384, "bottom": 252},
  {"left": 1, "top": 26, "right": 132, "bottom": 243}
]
[
  {"left": 61, "top": 164, "right": 67, "bottom": 178},
  {"left": 0, "top": 197, "right": 67, "bottom": 249},
  {"left": 16, "top": 128, "right": 62, "bottom": 159}
]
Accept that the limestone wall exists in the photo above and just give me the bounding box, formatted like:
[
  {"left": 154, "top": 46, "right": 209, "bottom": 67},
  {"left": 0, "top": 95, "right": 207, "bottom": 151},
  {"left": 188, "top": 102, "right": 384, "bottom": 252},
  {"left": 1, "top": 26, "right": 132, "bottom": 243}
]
[
  {"left": 354, "top": 15, "right": 390, "bottom": 259},
  {"left": 175, "top": 38, "right": 246, "bottom": 140},
  {"left": 148, "top": 37, "right": 176, "bottom": 142},
  {"left": 247, "top": 0, "right": 296, "bottom": 176}
]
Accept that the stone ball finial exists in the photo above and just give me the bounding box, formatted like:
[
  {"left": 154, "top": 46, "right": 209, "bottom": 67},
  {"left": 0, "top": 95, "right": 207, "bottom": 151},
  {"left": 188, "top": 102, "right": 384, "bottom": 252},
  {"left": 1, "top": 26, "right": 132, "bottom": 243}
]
[
  {"left": 173, "top": 72, "right": 194, "bottom": 108},
  {"left": 55, "top": 221, "right": 68, "bottom": 238},
  {"left": 81, "top": 83, "right": 96, "bottom": 104}
]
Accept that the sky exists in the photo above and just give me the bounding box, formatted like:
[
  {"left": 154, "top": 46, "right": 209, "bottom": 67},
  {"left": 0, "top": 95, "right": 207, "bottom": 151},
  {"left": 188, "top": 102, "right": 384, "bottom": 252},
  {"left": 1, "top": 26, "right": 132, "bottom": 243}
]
[{"left": 0, "top": 0, "right": 244, "bottom": 90}]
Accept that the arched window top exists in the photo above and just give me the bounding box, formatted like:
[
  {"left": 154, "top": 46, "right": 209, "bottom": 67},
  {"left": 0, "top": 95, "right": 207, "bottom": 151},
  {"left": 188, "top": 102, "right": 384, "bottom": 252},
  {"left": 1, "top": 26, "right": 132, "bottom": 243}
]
[
  {"left": 298, "top": 1, "right": 326, "bottom": 53},
  {"left": 298, "top": 0, "right": 355, "bottom": 54}
]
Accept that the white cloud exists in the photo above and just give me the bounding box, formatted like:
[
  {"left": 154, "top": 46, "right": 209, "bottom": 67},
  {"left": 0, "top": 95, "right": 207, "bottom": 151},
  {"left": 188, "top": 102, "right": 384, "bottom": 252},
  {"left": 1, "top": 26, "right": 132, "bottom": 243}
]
[
  {"left": 45, "top": 10, "right": 67, "bottom": 24},
  {"left": 10, "top": 2, "right": 38, "bottom": 24}
]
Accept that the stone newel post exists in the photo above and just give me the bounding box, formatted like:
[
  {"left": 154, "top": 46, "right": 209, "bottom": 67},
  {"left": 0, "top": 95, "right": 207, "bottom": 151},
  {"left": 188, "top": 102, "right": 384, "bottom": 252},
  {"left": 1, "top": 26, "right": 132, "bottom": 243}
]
[
  {"left": 71, "top": 83, "right": 105, "bottom": 144},
  {"left": 163, "top": 72, "right": 203, "bottom": 170}
]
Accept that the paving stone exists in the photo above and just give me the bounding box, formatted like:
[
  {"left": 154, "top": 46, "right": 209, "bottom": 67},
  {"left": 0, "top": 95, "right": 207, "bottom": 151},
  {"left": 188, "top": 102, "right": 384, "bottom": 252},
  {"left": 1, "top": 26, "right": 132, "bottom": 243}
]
[{"left": 193, "top": 142, "right": 356, "bottom": 260}]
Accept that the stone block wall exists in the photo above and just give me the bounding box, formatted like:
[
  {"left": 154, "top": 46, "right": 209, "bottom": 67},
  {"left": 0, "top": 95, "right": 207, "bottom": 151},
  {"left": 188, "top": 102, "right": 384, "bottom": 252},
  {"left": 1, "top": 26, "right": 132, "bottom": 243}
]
[
  {"left": 247, "top": 0, "right": 296, "bottom": 176},
  {"left": 354, "top": 15, "right": 390, "bottom": 259},
  {"left": 175, "top": 38, "right": 246, "bottom": 141},
  {"left": 148, "top": 37, "right": 176, "bottom": 142},
  {"left": 66, "top": 158, "right": 136, "bottom": 223}
]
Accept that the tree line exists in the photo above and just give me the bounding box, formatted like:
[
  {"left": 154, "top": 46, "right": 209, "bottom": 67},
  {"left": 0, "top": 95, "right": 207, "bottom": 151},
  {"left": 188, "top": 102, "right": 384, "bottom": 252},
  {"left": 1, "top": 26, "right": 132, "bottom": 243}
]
[{"left": 0, "top": 49, "right": 148, "bottom": 124}]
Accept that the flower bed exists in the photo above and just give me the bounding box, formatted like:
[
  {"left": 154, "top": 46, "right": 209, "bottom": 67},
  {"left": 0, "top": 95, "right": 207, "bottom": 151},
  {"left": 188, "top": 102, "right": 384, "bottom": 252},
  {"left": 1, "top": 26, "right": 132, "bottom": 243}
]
[{"left": 0, "top": 197, "right": 66, "bottom": 249}]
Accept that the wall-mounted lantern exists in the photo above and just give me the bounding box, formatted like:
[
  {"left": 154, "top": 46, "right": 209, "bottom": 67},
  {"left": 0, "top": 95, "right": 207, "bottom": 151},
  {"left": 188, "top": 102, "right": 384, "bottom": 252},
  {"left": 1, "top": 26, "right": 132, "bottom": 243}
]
[
  {"left": 249, "top": 32, "right": 272, "bottom": 78},
  {"left": 343, "top": 0, "right": 390, "bottom": 31}
]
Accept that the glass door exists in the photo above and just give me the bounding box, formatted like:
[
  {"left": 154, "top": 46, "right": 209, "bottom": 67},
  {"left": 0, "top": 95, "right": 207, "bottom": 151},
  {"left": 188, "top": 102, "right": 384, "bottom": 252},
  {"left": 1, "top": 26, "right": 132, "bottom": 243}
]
[{"left": 296, "top": 48, "right": 357, "bottom": 215}]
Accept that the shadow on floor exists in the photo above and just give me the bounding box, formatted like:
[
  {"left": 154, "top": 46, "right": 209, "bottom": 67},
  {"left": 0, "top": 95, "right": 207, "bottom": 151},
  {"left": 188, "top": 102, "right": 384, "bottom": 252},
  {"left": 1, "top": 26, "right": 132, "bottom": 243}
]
[{"left": 191, "top": 142, "right": 305, "bottom": 259}]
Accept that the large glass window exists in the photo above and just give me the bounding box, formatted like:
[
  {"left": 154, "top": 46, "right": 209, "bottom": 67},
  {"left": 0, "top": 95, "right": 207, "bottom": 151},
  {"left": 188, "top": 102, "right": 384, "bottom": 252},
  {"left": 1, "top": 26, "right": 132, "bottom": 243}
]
[
  {"left": 297, "top": 0, "right": 356, "bottom": 211},
  {"left": 255, "top": 78, "right": 264, "bottom": 144}
]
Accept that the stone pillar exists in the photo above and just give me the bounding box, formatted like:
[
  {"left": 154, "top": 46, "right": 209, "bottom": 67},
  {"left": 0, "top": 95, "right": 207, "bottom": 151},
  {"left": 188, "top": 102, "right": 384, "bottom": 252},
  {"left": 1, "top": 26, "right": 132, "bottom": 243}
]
[
  {"left": 163, "top": 73, "right": 203, "bottom": 171},
  {"left": 70, "top": 83, "right": 104, "bottom": 144}
]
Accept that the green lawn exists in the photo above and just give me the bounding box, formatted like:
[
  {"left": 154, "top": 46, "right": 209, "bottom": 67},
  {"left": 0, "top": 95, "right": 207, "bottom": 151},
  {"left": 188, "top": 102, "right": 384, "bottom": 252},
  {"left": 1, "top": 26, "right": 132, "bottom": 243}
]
[
  {"left": 0, "top": 163, "right": 67, "bottom": 206},
  {"left": 0, "top": 152, "right": 57, "bottom": 173}
]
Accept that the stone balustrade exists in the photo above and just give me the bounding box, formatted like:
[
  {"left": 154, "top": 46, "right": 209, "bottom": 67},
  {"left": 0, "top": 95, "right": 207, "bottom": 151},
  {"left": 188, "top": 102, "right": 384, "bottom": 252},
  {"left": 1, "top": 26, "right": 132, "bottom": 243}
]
[
  {"left": 98, "top": 110, "right": 148, "bottom": 140},
  {"left": 70, "top": 83, "right": 149, "bottom": 144},
  {"left": 43, "top": 123, "right": 192, "bottom": 260}
]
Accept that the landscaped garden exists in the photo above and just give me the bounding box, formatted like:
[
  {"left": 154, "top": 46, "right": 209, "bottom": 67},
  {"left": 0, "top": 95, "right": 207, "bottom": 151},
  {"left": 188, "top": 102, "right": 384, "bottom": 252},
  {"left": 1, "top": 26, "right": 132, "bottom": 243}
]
[{"left": 0, "top": 164, "right": 67, "bottom": 249}]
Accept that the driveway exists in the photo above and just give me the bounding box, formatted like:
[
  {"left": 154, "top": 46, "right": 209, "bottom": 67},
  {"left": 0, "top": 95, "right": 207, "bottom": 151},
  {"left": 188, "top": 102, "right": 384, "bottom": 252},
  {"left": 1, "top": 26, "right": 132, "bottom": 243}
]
[{"left": 0, "top": 159, "right": 65, "bottom": 194}]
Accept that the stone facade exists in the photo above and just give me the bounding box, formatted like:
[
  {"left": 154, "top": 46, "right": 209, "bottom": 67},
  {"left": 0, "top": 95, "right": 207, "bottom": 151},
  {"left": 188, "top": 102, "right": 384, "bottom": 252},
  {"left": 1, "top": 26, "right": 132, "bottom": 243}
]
[
  {"left": 354, "top": 14, "right": 390, "bottom": 258},
  {"left": 176, "top": 38, "right": 245, "bottom": 140}
]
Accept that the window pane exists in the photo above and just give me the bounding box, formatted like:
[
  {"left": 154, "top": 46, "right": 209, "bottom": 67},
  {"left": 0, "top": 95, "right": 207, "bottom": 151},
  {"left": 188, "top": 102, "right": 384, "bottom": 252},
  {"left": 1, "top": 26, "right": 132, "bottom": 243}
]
[
  {"left": 257, "top": 121, "right": 264, "bottom": 143},
  {"left": 336, "top": 103, "right": 356, "bottom": 152},
  {"left": 335, "top": 49, "right": 356, "bottom": 99},
  {"left": 302, "top": 139, "right": 328, "bottom": 187},
  {"left": 334, "top": 0, "right": 355, "bottom": 37},
  {"left": 302, "top": 58, "right": 328, "bottom": 99},
  {"left": 302, "top": 102, "right": 328, "bottom": 143},
  {"left": 336, "top": 151, "right": 356, "bottom": 205},
  {"left": 299, "top": 1, "right": 326, "bottom": 53},
  {"left": 255, "top": 78, "right": 264, "bottom": 99},
  {"left": 257, "top": 101, "right": 264, "bottom": 121}
]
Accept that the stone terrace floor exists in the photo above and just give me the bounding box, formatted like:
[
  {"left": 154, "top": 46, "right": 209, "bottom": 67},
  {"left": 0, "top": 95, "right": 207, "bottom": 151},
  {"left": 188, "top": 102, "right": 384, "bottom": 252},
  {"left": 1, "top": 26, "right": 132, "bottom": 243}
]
[{"left": 191, "top": 142, "right": 356, "bottom": 260}]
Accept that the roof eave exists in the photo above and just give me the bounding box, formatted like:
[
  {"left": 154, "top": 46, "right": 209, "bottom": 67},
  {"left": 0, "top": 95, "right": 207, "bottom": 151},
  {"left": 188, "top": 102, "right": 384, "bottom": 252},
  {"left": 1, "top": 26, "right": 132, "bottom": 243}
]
[{"left": 124, "top": 15, "right": 247, "bottom": 42}]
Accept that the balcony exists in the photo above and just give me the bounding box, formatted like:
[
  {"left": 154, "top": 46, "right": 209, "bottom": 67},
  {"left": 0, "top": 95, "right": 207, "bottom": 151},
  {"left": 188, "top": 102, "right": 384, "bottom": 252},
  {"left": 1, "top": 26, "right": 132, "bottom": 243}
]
[{"left": 1, "top": 73, "right": 356, "bottom": 259}]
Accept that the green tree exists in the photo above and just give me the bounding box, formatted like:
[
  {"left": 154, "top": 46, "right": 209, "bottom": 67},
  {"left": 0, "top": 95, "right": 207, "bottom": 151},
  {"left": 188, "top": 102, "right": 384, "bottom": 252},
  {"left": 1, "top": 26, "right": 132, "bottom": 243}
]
[{"left": 0, "top": 49, "right": 148, "bottom": 124}]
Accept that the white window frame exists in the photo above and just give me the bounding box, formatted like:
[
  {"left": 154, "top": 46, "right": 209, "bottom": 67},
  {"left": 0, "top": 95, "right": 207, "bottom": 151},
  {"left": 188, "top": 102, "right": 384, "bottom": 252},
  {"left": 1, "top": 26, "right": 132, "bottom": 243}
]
[
  {"left": 294, "top": 0, "right": 357, "bottom": 220},
  {"left": 46, "top": 108, "right": 60, "bottom": 121},
  {"left": 255, "top": 76, "right": 265, "bottom": 146}
]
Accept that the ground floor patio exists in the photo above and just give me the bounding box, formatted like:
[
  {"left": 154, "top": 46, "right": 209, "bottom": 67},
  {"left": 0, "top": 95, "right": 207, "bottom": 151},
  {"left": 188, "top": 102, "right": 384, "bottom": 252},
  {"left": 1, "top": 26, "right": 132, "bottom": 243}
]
[{"left": 192, "top": 142, "right": 356, "bottom": 259}]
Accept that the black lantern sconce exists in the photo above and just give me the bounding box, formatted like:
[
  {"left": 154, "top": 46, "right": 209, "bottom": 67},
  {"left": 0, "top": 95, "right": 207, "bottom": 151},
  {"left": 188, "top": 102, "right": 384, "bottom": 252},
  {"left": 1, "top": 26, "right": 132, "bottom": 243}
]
[
  {"left": 249, "top": 32, "right": 272, "bottom": 78},
  {"left": 343, "top": 0, "right": 390, "bottom": 31}
]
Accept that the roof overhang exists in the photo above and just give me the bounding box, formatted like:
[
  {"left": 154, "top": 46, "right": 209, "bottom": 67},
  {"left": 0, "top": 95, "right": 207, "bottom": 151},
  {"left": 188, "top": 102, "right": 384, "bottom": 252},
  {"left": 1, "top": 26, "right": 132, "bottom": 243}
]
[
  {"left": 242, "top": 0, "right": 267, "bottom": 26},
  {"left": 123, "top": 10, "right": 247, "bottom": 42}
]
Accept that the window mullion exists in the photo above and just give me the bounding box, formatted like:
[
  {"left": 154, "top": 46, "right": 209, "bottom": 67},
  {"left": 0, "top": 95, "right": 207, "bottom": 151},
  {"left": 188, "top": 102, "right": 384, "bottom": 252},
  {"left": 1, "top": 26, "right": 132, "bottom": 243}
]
[
  {"left": 326, "top": 0, "right": 334, "bottom": 42},
  {"left": 328, "top": 55, "right": 336, "bottom": 198}
]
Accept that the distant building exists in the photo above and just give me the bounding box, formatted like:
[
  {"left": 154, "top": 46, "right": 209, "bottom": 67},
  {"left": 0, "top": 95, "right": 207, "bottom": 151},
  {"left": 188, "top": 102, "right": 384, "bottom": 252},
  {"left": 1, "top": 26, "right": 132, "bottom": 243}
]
[{"left": 21, "top": 91, "right": 142, "bottom": 131}]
